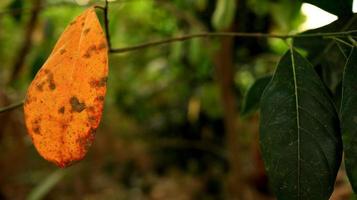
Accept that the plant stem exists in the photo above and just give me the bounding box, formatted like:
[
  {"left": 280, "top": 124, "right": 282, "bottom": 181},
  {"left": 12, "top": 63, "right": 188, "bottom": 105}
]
[
  {"left": 109, "top": 30, "right": 357, "bottom": 53},
  {"left": 103, "top": 0, "right": 111, "bottom": 50}
]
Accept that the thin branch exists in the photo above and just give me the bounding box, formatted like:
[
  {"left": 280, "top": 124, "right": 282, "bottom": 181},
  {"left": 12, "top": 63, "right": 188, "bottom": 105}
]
[
  {"left": 0, "top": 101, "right": 24, "bottom": 113},
  {"left": 110, "top": 30, "right": 357, "bottom": 53}
]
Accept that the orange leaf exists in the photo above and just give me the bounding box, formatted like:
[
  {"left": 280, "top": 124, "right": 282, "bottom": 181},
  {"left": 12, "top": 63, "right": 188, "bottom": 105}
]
[{"left": 24, "top": 7, "right": 108, "bottom": 168}]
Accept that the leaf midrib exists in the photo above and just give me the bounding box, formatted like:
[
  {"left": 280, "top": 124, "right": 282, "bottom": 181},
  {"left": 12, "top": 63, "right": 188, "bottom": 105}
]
[{"left": 290, "top": 48, "right": 301, "bottom": 200}]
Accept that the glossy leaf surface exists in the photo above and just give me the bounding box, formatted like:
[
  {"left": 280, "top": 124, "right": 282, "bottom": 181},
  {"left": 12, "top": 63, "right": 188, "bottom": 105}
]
[
  {"left": 24, "top": 8, "right": 108, "bottom": 168},
  {"left": 260, "top": 49, "right": 342, "bottom": 199}
]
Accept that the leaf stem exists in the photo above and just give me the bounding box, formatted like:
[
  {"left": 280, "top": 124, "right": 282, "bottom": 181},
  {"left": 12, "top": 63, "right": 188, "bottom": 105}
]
[
  {"left": 326, "top": 36, "right": 354, "bottom": 48},
  {"left": 103, "top": 0, "right": 111, "bottom": 50}
]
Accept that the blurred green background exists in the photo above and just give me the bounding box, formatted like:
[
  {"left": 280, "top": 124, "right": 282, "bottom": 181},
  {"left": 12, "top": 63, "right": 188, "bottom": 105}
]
[{"left": 0, "top": 0, "right": 354, "bottom": 199}]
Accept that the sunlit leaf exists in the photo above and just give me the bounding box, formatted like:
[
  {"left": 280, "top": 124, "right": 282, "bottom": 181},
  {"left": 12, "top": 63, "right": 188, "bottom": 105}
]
[
  {"left": 340, "top": 47, "right": 357, "bottom": 192},
  {"left": 302, "top": 0, "right": 352, "bottom": 16},
  {"left": 260, "top": 49, "right": 342, "bottom": 199},
  {"left": 24, "top": 7, "right": 108, "bottom": 168}
]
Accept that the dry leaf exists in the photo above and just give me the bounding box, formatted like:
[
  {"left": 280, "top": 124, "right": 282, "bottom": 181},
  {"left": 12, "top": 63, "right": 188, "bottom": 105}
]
[{"left": 24, "top": 7, "right": 108, "bottom": 168}]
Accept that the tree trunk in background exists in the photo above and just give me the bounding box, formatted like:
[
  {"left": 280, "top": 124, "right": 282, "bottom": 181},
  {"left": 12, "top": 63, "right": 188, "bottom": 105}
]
[
  {"left": 9, "top": 0, "right": 42, "bottom": 83},
  {"left": 214, "top": 34, "right": 246, "bottom": 199}
]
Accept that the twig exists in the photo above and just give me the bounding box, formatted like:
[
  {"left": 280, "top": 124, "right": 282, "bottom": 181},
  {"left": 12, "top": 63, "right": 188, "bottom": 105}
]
[
  {"left": 0, "top": 101, "right": 24, "bottom": 113},
  {"left": 109, "top": 30, "right": 357, "bottom": 53}
]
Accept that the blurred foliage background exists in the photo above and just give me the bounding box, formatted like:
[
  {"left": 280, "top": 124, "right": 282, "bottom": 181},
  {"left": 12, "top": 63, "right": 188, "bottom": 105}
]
[{"left": 0, "top": 0, "right": 354, "bottom": 199}]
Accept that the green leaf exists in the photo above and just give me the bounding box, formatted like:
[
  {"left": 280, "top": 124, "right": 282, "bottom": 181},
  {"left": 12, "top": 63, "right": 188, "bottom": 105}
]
[
  {"left": 340, "top": 47, "right": 357, "bottom": 192},
  {"left": 260, "top": 49, "right": 342, "bottom": 199},
  {"left": 302, "top": 0, "right": 352, "bottom": 16},
  {"left": 211, "top": 0, "right": 236, "bottom": 30},
  {"left": 240, "top": 76, "right": 271, "bottom": 117}
]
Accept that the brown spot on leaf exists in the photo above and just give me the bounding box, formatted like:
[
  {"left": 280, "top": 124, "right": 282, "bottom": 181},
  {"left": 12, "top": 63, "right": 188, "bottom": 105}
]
[
  {"left": 47, "top": 72, "right": 54, "bottom": 79},
  {"left": 89, "top": 45, "right": 96, "bottom": 52},
  {"left": 61, "top": 123, "right": 68, "bottom": 130},
  {"left": 99, "top": 77, "right": 107, "bottom": 86},
  {"left": 36, "top": 82, "right": 45, "bottom": 91},
  {"left": 96, "top": 96, "right": 105, "bottom": 101},
  {"left": 89, "top": 76, "right": 107, "bottom": 88},
  {"left": 58, "top": 106, "right": 65, "bottom": 114},
  {"left": 32, "top": 118, "right": 41, "bottom": 135},
  {"left": 70, "top": 20, "right": 76, "bottom": 26},
  {"left": 87, "top": 106, "right": 95, "bottom": 113},
  {"left": 70, "top": 96, "right": 86, "bottom": 112},
  {"left": 33, "top": 127, "right": 40, "bottom": 134},
  {"left": 49, "top": 81, "right": 56, "bottom": 90},
  {"left": 76, "top": 129, "right": 95, "bottom": 151},
  {"left": 84, "top": 28, "right": 90, "bottom": 34},
  {"left": 83, "top": 52, "right": 90, "bottom": 58},
  {"left": 89, "top": 128, "right": 96, "bottom": 136},
  {"left": 60, "top": 49, "right": 66, "bottom": 55},
  {"left": 47, "top": 72, "right": 56, "bottom": 90},
  {"left": 88, "top": 116, "right": 97, "bottom": 125},
  {"left": 25, "top": 97, "right": 31, "bottom": 105},
  {"left": 97, "top": 42, "right": 107, "bottom": 50}
]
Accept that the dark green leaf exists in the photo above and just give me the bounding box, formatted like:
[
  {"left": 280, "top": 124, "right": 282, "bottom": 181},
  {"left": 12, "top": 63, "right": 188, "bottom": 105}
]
[
  {"left": 260, "top": 49, "right": 342, "bottom": 200},
  {"left": 294, "top": 15, "right": 356, "bottom": 90},
  {"left": 240, "top": 76, "right": 271, "bottom": 117},
  {"left": 340, "top": 48, "right": 357, "bottom": 192},
  {"left": 295, "top": 15, "right": 356, "bottom": 61},
  {"left": 333, "top": 81, "right": 342, "bottom": 111},
  {"left": 302, "top": 0, "right": 352, "bottom": 16}
]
